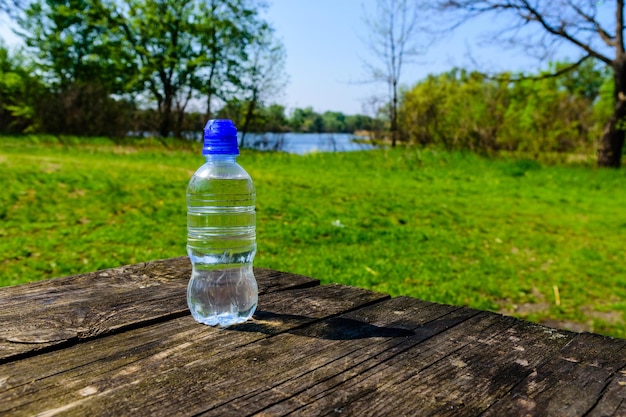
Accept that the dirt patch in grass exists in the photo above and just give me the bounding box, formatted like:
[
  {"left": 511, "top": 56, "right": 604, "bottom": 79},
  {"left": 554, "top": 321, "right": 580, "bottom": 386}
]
[
  {"left": 498, "top": 303, "right": 623, "bottom": 335},
  {"left": 498, "top": 302, "right": 550, "bottom": 316},
  {"left": 497, "top": 287, "right": 551, "bottom": 316},
  {"left": 582, "top": 306, "right": 624, "bottom": 326},
  {"left": 539, "top": 319, "right": 590, "bottom": 333}
]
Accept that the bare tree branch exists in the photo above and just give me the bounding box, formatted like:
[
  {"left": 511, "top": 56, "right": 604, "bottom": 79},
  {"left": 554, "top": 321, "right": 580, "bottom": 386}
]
[
  {"left": 515, "top": 0, "right": 612, "bottom": 65},
  {"left": 438, "top": 0, "right": 626, "bottom": 167},
  {"left": 617, "top": 0, "right": 625, "bottom": 56},
  {"left": 567, "top": 0, "right": 615, "bottom": 47},
  {"left": 360, "top": 0, "right": 428, "bottom": 147},
  {"left": 487, "top": 54, "right": 592, "bottom": 82},
  {"left": 0, "top": 0, "right": 23, "bottom": 17},
  {"left": 440, "top": 0, "right": 613, "bottom": 65}
]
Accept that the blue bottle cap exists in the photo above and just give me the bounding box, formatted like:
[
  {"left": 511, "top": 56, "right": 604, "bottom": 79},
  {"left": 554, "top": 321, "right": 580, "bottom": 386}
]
[{"left": 203, "top": 119, "right": 240, "bottom": 155}]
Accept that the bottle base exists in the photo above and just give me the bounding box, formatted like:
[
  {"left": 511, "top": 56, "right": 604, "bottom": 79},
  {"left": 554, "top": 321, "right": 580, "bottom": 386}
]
[
  {"left": 186, "top": 265, "right": 258, "bottom": 328},
  {"left": 189, "top": 305, "right": 257, "bottom": 327}
]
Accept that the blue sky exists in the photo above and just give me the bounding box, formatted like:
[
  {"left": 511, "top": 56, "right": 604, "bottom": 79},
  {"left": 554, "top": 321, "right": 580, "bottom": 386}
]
[
  {"left": 1, "top": 1, "right": 587, "bottom": 115},
  {"left": 262, "top": 0, "right": 562, "bottom": 115}
]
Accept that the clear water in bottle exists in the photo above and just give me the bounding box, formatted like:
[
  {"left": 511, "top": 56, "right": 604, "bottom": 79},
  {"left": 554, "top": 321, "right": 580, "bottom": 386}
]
[{"left": 186, "top": 120, "right": 258, "bottom": 327}]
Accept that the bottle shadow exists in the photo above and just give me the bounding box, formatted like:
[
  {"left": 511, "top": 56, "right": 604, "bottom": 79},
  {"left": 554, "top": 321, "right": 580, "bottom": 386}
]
[{"left": 229, "top": 310, "right": 415, "bottom": 340}]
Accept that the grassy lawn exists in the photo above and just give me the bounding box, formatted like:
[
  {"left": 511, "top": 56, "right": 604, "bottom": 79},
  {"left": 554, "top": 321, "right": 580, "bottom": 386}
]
[{"left": 2, "top": 136, "right": 626, "bottom": 337}]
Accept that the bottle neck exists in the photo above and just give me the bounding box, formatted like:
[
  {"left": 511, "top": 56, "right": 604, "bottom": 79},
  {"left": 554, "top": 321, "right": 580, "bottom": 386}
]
[{"left": 205, "top": 154, "right": 237, "bottom": 163}]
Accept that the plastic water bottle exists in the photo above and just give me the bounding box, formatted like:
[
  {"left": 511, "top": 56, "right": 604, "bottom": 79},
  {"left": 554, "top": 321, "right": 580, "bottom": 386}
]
[{"left": 186, "top": 119, "right": 258, "bottom": 327}]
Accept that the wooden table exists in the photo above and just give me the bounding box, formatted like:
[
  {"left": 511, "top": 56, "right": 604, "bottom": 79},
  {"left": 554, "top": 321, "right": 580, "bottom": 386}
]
[{"left": 1, "top": 257, "right": 626, "bottom": 416}]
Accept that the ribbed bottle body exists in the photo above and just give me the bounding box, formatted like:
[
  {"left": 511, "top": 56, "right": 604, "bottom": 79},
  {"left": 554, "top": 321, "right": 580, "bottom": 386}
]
[{"left": 186, "top": 160, "right": 257, "bottom": 326}]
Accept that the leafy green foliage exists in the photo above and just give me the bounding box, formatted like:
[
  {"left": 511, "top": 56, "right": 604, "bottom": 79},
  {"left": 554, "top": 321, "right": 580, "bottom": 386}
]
[
  {"left": 285, "top": 106, "right": 381, "bottom": 133},
  {"left": 400, "top": 60, "right": 610, "bottom": 155},
  {"left": 216, "top": 104, "right": 382, "bottom": 134},
  {"left": 20, "top": 0, "right": 132, "bottom": 91},
  {"left": 11, "top": 0, "right": 283, "bottom": 138},
  {"left": 2, "top": 137, "right": 626, "bottom": 337},
  {"left": 0, "top": 42, "right": 45, "bottom": 133},
  {"left": 16, "top": 0, "right": 139, "bottom": 137}
]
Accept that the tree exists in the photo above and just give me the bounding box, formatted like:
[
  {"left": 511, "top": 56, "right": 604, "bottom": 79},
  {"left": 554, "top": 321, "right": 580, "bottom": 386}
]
[
  {"left": 18, "top": 0, "right": 280, "bottom": 139},
  {"left": 261, "top": 104, "right": 288, "bottom": 132},
  {"left": 196, "top": 0, "right": 264, "bottom": 121},
  {"left": 0, "top": 41, "right": 45, "bottom": 133},
  {"left": 288, "top": 107, "right": 326, "bottom": 133},
  {"left": 361, "top": 0, "right": 426, "bottom": 147},
  {"left": 399, "top": 62, "right": 604, "bottom": 154},
  {"left": 109, "top": 0, "right": 207, "bottom": 139},
  {"left": 238, "top": 26, "right": 287, "bottom": 146},
  {"left": 110, "top": 0, "right": 277, "bottom": 139},
  {"left": 20, "top": 0, "right": 131, "bottom": 92},
  {"left": 439, "top": 0, "right": 626, "bottom": 167},
  {"left": 344, "top": 113, "right": 379, "bottom": 133},
  {"left": 321, "top": 111, "right": 346, "bottom": 133},
  {"left": 18, "top": 0, "right": 134, "bottom": 136},
  {"left": 0, "top": 0, "right": 24, "bottom": 17}
]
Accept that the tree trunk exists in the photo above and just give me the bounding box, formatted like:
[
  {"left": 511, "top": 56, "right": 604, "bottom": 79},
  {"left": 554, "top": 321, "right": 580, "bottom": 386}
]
[
  {"left": 206, "top": 93, "right": 212, "bottom": 121},
  {"left": 174, "top": 108, "right": 183, "bottom": 139},
  {"left": 598, "top": 59, "right": 626, "bottom": 168},
  {"left": 157, "top": 91, "right": 173, "bottom": 147},
  {"left": 159, "top": 104, "right": 172, "bottom": 138},
  {"left": 391, "top": 79, "right": 398, "bottom": 148},
  {"left": 174, "top": 88, "right": 193, "bottom": 139},
  {"left": 240, "top": 92, "right": 258, "bottom": 148}
]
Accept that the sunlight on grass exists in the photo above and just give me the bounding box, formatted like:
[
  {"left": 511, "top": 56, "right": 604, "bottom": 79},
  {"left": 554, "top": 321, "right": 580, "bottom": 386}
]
[{"left": 2, "top": 137, "right": 626, "bottom": 338}]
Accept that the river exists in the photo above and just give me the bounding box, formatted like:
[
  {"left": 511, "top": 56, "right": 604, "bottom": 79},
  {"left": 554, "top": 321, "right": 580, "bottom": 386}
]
[{"left": 237, "top": 132, "right": 375, "bottom": 154}]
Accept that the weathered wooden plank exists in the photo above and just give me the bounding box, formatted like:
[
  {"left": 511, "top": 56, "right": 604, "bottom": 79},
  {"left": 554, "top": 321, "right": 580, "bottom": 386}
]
[
  {"left": 255, "top": 311, "right": 575, "bottom": 417},
  {"left": 4, "top": 292, "right": 563, "bottom": 417},
  {"left": 0, "top": 258, "right": 318, "bottom": 363},
  {"left": 114, "top": 298, "right": 472, "bottom": 416},
  {"left": 0, "top": 295, "right": 440, "bottom": 417},
  {"left": 207, "top": 297, "right": 478, "bottom": 416},
  {"left": 0, "top": 283, "right": 389, "bottom": 416},
  {"left": 3, "top": 260, "right": 625, "bottom": 417},
  {"left": 0, "top": 258, "right": 312, "bottom": 308},
  {"left": 481, "top": 332, "right": 626, "bottom": 417},
  {"left": 585, "top": 364, "right": 626, "bottom": 417}
]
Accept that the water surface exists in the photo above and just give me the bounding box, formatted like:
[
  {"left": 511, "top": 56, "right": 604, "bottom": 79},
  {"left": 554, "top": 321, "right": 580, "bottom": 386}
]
[{"left": 238, "top": 132, "right": 375, "bottom": 154}]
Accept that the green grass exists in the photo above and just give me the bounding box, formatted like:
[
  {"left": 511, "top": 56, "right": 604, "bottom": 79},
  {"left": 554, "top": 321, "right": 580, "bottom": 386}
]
[{"left": 2, "top": 136, "right": 626, "bottom": 337}]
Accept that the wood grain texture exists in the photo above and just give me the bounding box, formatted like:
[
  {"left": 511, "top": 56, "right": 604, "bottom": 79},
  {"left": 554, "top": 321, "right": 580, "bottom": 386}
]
[
  {"left": 255, "top": 303, "right": 576, "bottom": 417},
  {"left": 2, "top": 258, "right": 626, "bottom": 417},
  {"left": 0, "top": 258, "right": 318, "bottom": 362},
  {"left": 481, "top": 332, "right": 626, "bottom": 417},
  {"left": 0, "top": 283, "right": 389, "bottom": 416}
]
